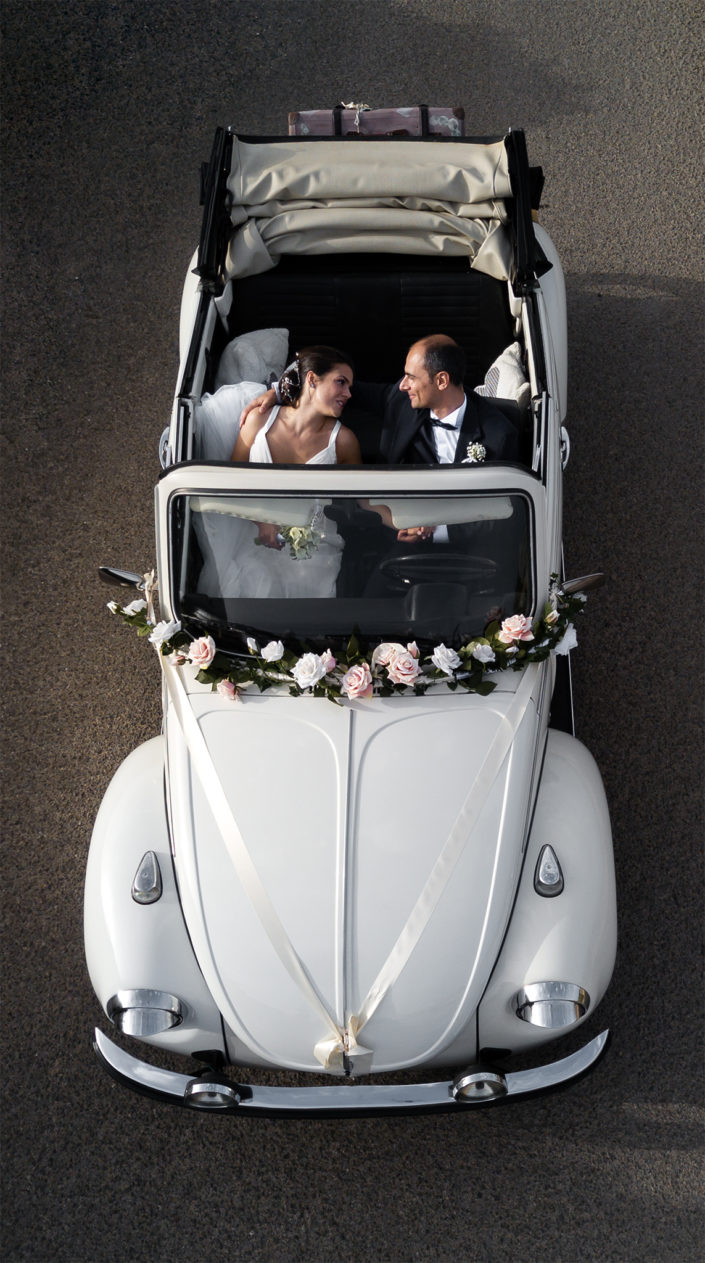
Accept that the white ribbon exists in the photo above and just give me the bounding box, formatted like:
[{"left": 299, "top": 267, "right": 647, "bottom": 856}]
[
  {"left": 161, "top": 649, "right": 537, "bottom": 1072},
  {"left": 348, "top": 666, "right": 537, "bottom": 1038},
  {"left": 313, "top": 1015, "right": 373, "bottom": 1075},
  {"left": 160, "top": 653, "right": 345, "bottom": 1060}
]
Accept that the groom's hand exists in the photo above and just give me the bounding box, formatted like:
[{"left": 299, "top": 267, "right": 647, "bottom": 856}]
[
  {"left": 240, "top": 388, "right": 276, "bottom": 427},
  {"left": 396, "top": 527, "right": 434, "bottom": 543}
]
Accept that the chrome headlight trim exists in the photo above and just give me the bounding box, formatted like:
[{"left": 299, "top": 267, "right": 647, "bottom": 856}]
[
  {"left": 515, "top": 981, "right": 589, "bottom": 1028},
  {"left": 107, "top": 989, "right": 184, "bottom": 1037}
]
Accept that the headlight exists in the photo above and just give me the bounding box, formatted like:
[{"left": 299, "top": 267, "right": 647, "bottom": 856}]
[
  {"left": 107, "top": 989, "right": 184, "bottom": 1036},
  {"left": 515, "top": 981, "right": 589, "bottom": 1028}
]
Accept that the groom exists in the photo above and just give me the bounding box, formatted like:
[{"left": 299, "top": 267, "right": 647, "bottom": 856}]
[{"left": 354, "top": 334, "right": 520, "bottom": 465}]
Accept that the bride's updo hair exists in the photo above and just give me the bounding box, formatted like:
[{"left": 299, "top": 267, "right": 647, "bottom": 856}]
[{"left": 277, "top": 345, "right": 354, "bottom": 406}]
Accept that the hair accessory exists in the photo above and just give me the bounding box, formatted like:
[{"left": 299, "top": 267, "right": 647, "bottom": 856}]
[{"left": 279, "top": 357, "right": 302, "bottom": 405}]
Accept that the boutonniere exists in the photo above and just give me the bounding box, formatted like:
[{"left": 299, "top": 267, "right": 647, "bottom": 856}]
[{"left": 463, "top": 441, "right": 487, "bottom": 464}]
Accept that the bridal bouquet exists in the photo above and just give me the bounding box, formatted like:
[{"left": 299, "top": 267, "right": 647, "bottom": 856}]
[{"left": 279, "top": 524, "right": 322, "bottom": 560}]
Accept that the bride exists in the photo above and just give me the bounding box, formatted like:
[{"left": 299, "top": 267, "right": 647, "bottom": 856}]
[
  {"left": 221, "top": 346, "right": 361, "bottom": 598},
  {"left": 232, "top": 345, "right": 360, "bottom": 468}
]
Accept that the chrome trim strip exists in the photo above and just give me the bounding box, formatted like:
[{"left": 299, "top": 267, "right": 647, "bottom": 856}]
[{"left": 93, "top": 1028, "right": 609, "bottom": 1114}]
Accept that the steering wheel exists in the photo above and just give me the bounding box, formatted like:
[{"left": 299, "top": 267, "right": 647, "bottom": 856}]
[{"left": 376, "top": 553, "right": 498, "bottom": 587}]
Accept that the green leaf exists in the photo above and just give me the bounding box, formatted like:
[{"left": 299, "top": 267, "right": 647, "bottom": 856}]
[{"left": 196, "top": 667, "right": 219, "bottom": 684}]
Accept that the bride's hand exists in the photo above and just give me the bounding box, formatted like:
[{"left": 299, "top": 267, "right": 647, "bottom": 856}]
[
  {"left": 240, "top": 388, "right": 276, "bottom": 427},
  {"left": 256, "top": 522, "right": 284, "bottom": 550}
]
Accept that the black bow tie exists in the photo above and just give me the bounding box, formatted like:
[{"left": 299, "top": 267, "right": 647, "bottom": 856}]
[{"left": 430, "top": 417, "right": 457, "bottom": 430}]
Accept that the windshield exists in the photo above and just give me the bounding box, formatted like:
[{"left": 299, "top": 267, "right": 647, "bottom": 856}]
[{"left": 170, "top": 490, "right": 533, "bottom": 653}]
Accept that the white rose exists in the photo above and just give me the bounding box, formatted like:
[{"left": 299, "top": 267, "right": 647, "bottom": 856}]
[
  {"left": 554, "top": 624, "right": 578, "bottom": 656},
  {"left": 123, "top": 598, "right": 147, "bottom": 616},
  {"left": 292, "top": 653, "right": 326, "bottom": 690},
  {"left": 261, "top": 640, "right": 284, "bottom": 662},
  {"left": 148, "top": 618, "right": 181, "bottom": 647},
  {"left": 471, "top": 643, "right": 496, "bottom": 664},
  {"left": 107, "top": 601, "right": 119, "bottom": 614},
  {"left": 431, "top": 644, "right": 461, "bottom": 675},
  {"left": 246, "top": 637, "right": 260, "bottom": 655}
]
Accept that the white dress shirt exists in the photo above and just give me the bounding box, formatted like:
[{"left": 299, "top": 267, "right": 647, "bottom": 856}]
[
  {"left": 429, "top": 399, "right": 466, "bottom": 541},
  {"left": 429, "top": 396, "right": 467, "bottom": 463},
  {"left": 426, "top": 398, "right": 467, "bottom": 543}
]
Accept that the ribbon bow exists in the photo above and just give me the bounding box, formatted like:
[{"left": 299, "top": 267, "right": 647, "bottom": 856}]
[{"left": 314, "top": 1015, "right": 373, "bottom": 1074}]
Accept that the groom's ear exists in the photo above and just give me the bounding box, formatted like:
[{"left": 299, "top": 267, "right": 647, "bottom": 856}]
[{"left": 436, "top": 371, "right": 451, "bottom": 391}]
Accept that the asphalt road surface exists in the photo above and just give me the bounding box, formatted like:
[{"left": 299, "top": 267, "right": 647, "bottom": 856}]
[{"left": 2, "top": 3, "right": 703, "bottom": 1260}]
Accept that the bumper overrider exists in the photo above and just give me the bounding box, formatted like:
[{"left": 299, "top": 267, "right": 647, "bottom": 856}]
[{"left": 93, "top": 1027, "right": 609, "bottom": 1115}]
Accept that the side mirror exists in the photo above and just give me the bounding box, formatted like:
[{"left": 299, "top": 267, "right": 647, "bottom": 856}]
[
  {"left": 562, "top": 573, "right": 605, "bottom": 595},
  {"left": 98, "top": 566, "right": 144, "bottom": 590}
]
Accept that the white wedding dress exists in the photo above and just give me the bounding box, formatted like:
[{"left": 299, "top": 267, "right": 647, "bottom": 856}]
[
  {"left": 197, "top": 409, "right": 344, "bottom": 599},
  {"left": 249, "top": 408, "right": 341, "bottom": 466}
]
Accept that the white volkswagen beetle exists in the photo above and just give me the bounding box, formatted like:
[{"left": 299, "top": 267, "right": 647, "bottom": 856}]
[{"left": 86, "top": 118, "right": 616, "bottom": 1113}]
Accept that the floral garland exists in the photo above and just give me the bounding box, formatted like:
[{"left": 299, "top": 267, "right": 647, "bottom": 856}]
[{"left": 108, "top": 574, "right": 586, "bottom": 704}]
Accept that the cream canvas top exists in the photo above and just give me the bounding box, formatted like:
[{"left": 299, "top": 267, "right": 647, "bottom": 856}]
[{"left": 224, "top": 137, "right": 515, "bottom": 282}]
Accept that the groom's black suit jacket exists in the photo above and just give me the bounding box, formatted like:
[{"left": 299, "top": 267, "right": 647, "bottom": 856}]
[{"left": 349, "top": 379, "right": 521, "bottom": 464}]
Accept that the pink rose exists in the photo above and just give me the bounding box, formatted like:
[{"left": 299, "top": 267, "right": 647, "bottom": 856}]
[
  {"left": 341, "top": 662, "right": 373, "bottom": 699},
  {"left": 406, "top": 641, "right": 420, "bottom": 659},
  {"left": 321, "top": 648, "right": 337, "bottom": 674},
  {"left": 217, "top": 679, "right": 238, "bottom": 701},
  {"left": 387, "top": 651, "right": 421, "bottom": 687},
  {"left": 498, "top": 614, "right": 534, "bottom": 645},
  {"left": 188, "top": 635, "right": 216, "bottom": 668},
  {"left": 371, "top": 642, "right": 405, "bottom": 671}
]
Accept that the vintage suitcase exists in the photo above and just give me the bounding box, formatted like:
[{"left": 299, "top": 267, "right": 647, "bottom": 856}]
[{"left": 288, "top": 104, "right": 465, "bottom": 138}]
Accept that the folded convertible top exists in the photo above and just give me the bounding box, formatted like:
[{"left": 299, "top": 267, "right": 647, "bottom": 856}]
[{"left": 224, "top": 136, "right": 515, "bottom": 282}]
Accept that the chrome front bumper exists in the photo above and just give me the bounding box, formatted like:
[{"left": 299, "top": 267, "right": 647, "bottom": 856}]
[{"left": 93, "top": 1027, "right": 609, "bottom": 1115}]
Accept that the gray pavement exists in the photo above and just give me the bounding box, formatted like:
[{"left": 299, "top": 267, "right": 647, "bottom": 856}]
[{"left": 1, "top": 2, "right": 703, "bottom": 1260}]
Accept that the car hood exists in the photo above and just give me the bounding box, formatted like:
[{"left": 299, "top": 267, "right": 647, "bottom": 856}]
[{"left": 166, "top": 674, "right": 542, "bottom": 1073}]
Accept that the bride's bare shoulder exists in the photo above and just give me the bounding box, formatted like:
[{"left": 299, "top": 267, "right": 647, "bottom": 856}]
[
  {"left": 336, "top": 424, "right": 362, "bottom": 464},
  {"left": 232, "top": 408, "right": 272, "bottom": 460}
]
